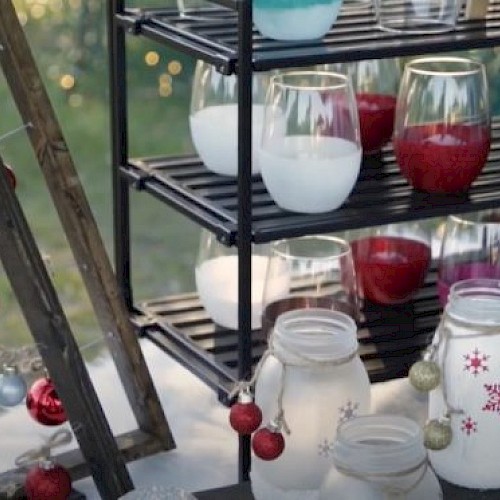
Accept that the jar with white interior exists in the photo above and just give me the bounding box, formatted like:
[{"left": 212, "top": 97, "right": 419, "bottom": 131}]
[
  {"left": 428, "top": 278, "right": 500, "bottom": 489},
  {"left": 319, "top": 415, "right": 442, "bottom": 500},
  {"left": 251, "top": 308, "right": 370, "bottom": 499},
  {"left": 189, "top": 61, "right": 272, "bottom": 176}
]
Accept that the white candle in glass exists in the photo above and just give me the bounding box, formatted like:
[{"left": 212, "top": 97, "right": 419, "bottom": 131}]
[
  {"left": 195, "top": 254, "right": 290, "bottom": 330},
  {"left": 190, "top": 104, "right": 266, "bottom": 177}
]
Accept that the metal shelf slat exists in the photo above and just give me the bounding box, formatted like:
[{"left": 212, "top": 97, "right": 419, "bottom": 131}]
[
  {"left": 117, "top": 2, "right": 500, "bottom": 73},
  {"left": 121, "top": 119, "right": 500, "bottom": 245}
]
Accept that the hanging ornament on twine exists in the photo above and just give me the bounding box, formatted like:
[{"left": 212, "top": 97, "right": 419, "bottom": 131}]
[
  {"left": 26, "top": 377, "right": 67, "bottom": 426},
  {"left": 15, "top": 429, "right": 73, "bottom": 500},
  {"left": 0, "top": 364, "right": 27, "bottom": 407},
  {"left": 229, "top": 386, "right": 262, "bottom": 435},
  {"left": 409, "top": 312, "right": 500, "bottom": 451}
]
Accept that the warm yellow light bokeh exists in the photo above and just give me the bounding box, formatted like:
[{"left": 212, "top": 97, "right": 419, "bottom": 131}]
[
  {"left": 60, "top": 74, "right": 76, "bottom": 90},
  {"left": 167, "top": 60, "right": 182, "bottom": 76},
  {"left": 145, "top": 51, "right": 160, "bottom": 66}
]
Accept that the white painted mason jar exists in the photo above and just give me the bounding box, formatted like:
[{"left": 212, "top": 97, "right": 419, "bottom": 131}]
[
  {"left": 251, "top": 308, "right": 370, "bottom": 499},
  {"left": 319, "top": 415, "right": 442, "bottom": 500},
  {"left": 429, "top": 278, "right": 500, "bottom": 489}
]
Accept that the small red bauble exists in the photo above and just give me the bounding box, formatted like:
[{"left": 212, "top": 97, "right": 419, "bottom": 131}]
[
  {"left": 26, "top": 377, "right": 67, "bottom": 426},
  {"left": 252, "top": 426, "right": 285, "bottom": 461},
  {"left": 3, "top": 164, "right": 16, "bottom": 190},
  {"left": 25, "top": 461, "right": 72, "bottom": 500},
  {"left": 229, "top": 391, "right": 262, "bottom": 435}
]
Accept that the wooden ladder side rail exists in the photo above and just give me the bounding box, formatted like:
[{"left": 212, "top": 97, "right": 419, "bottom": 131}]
[
  {"left": 0, "top": 1, "right": 175, "bottom": 450},
  {"left": 0, "top": 156, "right": 133, "bottom": 499}
]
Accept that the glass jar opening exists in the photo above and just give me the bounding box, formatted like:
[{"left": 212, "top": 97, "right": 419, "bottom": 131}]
[
  {"left": 333, "top": 415, "right": 426, "bottom": 474},
  {"left": 448, "top": 279, "right": 500, "bottom": 325},
  {"left": 273, "top": 308, "right": 358, "bottom": 363},
  {"left": 450, "top": 210, "right": 500, "bottom": 226}
]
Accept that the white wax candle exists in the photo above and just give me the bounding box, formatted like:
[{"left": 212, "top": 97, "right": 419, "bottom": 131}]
[
  {"left": 189, "top": 104, "right": 265, "bottom": 177},
  {"left": 259, "top": 135, "right": 361, "bottom": 214},
  {"left": 195, "top": 255, "right": 290, "bottom": 330}
]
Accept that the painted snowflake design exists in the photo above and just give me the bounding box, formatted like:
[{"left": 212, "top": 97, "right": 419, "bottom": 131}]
[
  {"left": 317, "top": 439, "right": 334, "bottom": 458},
  {"left": 464, "top": 348, "right": 490, "bottom": 376},
  {"left": 483, "top": 383, "right": 500, "bottom": 414},
  {"left": 338, "top": 401, "right": 360, "bottom": 425},
  {"left": 461, "top": 416, "right": 478, "bottom": 436}
]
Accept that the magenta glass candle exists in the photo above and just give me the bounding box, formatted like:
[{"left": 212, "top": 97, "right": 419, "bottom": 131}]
[{"left": 438, "top": 211, "right": 500, "bottom": 306}]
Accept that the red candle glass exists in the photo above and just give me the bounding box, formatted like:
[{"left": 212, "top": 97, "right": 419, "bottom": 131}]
[
  {"left": 350, "top": 223, "right": 431, "bottom": 305},
  {"left": 393, "top": 57, "right": 490, "bottom": 194},
  {"left": 438, "top": 211, "right": 500, "bottom": 307},
  {"left": 331, "top": 59, "right": 400, "bottom": 154}
]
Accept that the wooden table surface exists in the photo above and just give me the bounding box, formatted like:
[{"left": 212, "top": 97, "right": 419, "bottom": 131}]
[{"left": 194, "top": 480, "right": 500, "bottom": 499}]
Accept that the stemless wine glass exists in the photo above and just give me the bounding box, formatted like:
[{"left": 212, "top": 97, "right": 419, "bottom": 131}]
[
  {"left": 374, "top": 0, "right": 459, "bottom": 33},
  {"left": 189, "top": 61, "right": 272, "bottom": 176},
  {"left": 330, "top": 58, "right": 401, "bottom": 154},
  {"left": 261, "top": 235, "right": 359, "bottom": 337},
  {"left": 177, "top": 0, "right": 227, "bottom": 21},
  {"left": 438, "top": 210, "right": 500, "bottom": 307},
  {"left": 195, "top": 230, "right": 283, "bottom": 330},
  {"left": 259, "top": 71, "right": 362, "bottom": 214},
  {"left": 393, "top": 57, "right": 491, "bottom": 194},
  {"left": 349, "top": 222, "right": 431, "bottom": 305}
]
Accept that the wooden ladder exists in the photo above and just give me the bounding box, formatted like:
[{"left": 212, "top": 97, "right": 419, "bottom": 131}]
[{"left": 0, "top": 2, "right": 175, "bottom": 498}]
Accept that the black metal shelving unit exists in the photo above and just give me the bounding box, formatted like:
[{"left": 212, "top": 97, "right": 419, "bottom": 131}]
[{"left": 108, "top": 0, "right": 500, "bottom": 482}]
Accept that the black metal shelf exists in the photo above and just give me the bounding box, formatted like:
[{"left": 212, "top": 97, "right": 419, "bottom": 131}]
[
  {"left": 133, "top": 268, "right": 441, "bottom": 404},
  {"left": 117, "top": 2, "right": 500, "bottom": 74},
  {"left": 121, "top": 120, "right": 500, "bottom": 246}
]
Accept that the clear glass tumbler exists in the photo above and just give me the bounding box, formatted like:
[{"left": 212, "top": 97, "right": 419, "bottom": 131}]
[
  {"left": 261, "top": 235, "right": 359, "bottom": 337},
  {"left": 374, "top": 0, "right": 459, "bottom": 33}
]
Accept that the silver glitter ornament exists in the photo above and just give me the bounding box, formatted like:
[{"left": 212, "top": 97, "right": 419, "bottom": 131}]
[
  {"left": 424, "top": 417, "right": 452, "bottom": 450},
  {"left": 409, "top": 359, "right": 441, "bottom": 392}
]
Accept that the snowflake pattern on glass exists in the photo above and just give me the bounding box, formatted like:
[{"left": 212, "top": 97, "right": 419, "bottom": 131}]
[
  {"left": 482, "top": 383, "right": 500, "bottom": 414},
  {"left": 338, "top": 400, "right": 359, "bottom": 425},
  {"left": 464, "top": 348, "right": 490, "bottom": 376},
  {"left": 461, "top": 416, "right": 478, "bottom": 436},
  {"left": 317, "top": 438, "right": 334, "bottom": 458}
]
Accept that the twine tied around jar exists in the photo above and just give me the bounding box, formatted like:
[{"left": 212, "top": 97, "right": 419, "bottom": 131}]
[
  {"left": 334, "top": 457, "right": 429, "bottom": 500},
  {"left": 230, "top": 328, "right": 358, "bottom": 436}
]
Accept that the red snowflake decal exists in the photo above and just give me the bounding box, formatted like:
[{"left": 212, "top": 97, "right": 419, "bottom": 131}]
[
  {"left": 464, "top": 348, "right": 490, "bottom": 376},
  {"left": 461, "top": 416, "right": 478, "bottom": 436},
  {"left": 483, "top": 384, "right": 500, "bottom": 414}
]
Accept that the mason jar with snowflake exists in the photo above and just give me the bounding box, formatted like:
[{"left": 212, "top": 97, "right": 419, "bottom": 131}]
[
  {"left": 415, "top": 279, "right": 500, "bottom": 489},
  {"left": 250, "top": 308, "right": 371, "bottom": 500}
]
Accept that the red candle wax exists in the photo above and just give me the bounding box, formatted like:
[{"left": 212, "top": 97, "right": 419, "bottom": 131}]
[
  {"left": 351, "top": 236, "right": 431, "bottom": 305},
  {"left": 393, "top": 123, "right": 490, "bottom": 193},
  {"left": 438, "top": 262, "right": 500, "bottom": 307},
  {"left": 356, "top": 93, "right": 396, "bottom": 154}
]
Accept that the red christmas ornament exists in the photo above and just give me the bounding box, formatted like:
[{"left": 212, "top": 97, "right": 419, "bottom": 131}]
[
  {"left": 25, "top": 460, "right": 72, "bottom": 500},
  {"left": 3, "top": 164, "right": 17, "bottom": 190},
  {"left": 26, "top": 377, "right": 67, "bottom": 426},
  {"left": 229, "top": 390, "right": 262, "bottom": 435},
  {"left": 252, "top": 423, "right": 285, "bottom": 461}
]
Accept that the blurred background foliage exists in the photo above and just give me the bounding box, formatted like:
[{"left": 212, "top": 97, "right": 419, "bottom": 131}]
[{"left": 0, "top": 0, "right": 499, "bottom": 354}]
